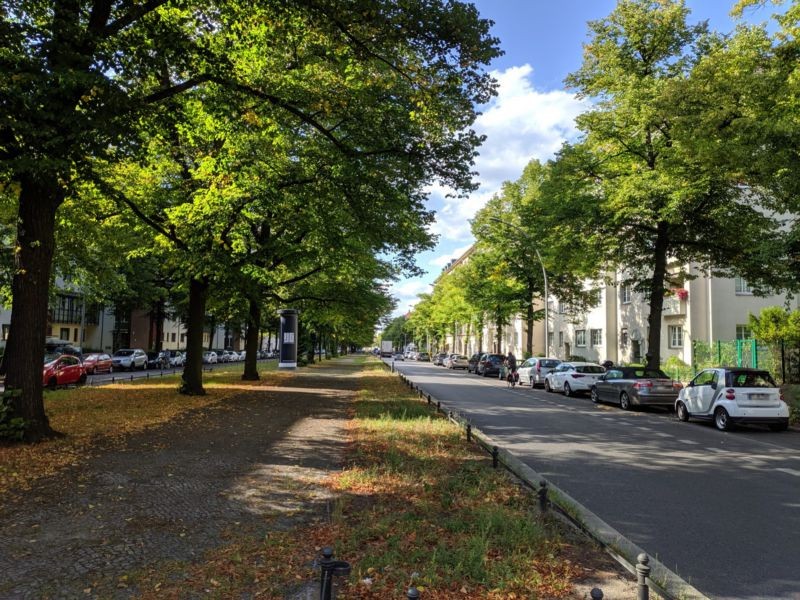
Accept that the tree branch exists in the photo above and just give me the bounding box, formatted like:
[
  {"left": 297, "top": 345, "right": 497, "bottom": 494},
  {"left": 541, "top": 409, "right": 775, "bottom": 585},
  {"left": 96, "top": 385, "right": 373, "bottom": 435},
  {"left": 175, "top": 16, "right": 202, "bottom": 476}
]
[
  {"left": 104, "top": 0, "right": 171, "bottom": 37},
  {"left": 144, "top": 75, "right": 212, "bottom": 104}
]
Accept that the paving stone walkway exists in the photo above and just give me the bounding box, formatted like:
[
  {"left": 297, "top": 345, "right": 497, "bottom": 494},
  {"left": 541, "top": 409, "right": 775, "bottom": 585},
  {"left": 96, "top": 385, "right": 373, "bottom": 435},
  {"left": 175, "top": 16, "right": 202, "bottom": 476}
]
[{"left": 0, "top": 359, "right": 357, "bottom": 599}]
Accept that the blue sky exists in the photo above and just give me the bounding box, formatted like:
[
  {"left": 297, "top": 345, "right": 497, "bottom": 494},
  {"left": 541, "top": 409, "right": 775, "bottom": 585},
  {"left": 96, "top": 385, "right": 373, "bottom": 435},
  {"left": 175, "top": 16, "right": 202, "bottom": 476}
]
[{"left": 389, "top": 0, "right": 777, "bottom": 316}]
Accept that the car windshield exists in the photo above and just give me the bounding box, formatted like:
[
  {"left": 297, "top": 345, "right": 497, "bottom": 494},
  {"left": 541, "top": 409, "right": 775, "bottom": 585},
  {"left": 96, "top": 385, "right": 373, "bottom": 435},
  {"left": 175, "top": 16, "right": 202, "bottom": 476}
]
[
  {"left": 625, "top": 368, "right": 670, "bottom": 379},
  {"left": 488, "top": 355, "right": 503, "bottom": 363},
  {"left": 576, "top": 365, "right": 605, "bottom": 374},
  {"left": 726, "top": 371, "right": 776, "bottom": 388},
  {"left": 43, "top": 353, "right": 60, "bottom": 364},
  {"left": 114, "top": 350, "right": 133, "bottom": 357}
]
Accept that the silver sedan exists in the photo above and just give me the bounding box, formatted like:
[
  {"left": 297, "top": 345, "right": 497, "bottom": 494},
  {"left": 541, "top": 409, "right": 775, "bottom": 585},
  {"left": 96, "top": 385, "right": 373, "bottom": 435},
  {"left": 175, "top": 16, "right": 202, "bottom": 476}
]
[{"left": 591, "top": 367, "right": 682, "bottom": 410}]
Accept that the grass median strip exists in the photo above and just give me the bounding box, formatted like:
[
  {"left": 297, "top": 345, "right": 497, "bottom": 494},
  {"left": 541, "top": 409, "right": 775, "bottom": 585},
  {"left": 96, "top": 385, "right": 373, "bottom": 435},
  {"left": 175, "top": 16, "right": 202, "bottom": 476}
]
[{"left": 0, "top": 363, "right": 284, "bottom": 496}]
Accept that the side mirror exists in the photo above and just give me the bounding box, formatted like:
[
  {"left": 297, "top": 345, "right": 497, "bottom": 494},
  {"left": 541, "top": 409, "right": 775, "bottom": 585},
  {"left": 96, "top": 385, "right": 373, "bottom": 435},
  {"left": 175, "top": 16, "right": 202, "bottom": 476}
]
[
  {"left": 710, "top": 381, "right": 717, "bottom": 390},
  {"left": 687, "top": 381, "right": 694, "bottom": 387}
]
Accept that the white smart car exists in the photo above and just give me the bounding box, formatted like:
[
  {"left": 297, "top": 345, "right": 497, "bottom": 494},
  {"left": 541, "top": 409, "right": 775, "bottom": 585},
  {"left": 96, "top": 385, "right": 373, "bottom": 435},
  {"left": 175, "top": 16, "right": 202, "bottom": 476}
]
[
  {"left": 675, "top": 367, "right": 789, "bottom": 432},
  {"left": 544, "top": 362, "right": 606, "bottom": 396}
]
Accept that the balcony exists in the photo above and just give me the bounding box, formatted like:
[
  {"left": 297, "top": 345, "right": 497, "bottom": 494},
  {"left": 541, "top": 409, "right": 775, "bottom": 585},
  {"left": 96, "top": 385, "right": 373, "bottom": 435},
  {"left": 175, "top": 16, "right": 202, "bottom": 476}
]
[
  {"left": 662, "top": 297, "right": 686, "bottom": 316},
  {"left": 49, "top": 307, "right": 100, "bottom": 325}
]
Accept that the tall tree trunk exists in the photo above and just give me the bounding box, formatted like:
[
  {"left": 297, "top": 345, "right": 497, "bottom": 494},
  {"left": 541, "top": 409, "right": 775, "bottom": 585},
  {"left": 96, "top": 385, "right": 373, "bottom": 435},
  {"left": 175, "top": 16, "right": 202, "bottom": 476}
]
[
  {"left": 206, "top": 316, "right": 216, "bottom": 351},
  {"left": 526, "top": 292, "right": 534, "bottom": 358},
  {"left": 495, "top": 316, "right": 503, "bottom": 353},
  {"left": 242, "top": 299, "right": 260, "bottom": 381},
  {"left": 3, "top": 175, "right": 63, "bottom": 441},
  {"left": 180, "top": 277, "right": 208, "bottom": 395},
  {"left": 646, "top": 222, "right": 670, "bottom": 371},
  {"left": 306, "top": 331, "right": 316, "bottom": 364}
]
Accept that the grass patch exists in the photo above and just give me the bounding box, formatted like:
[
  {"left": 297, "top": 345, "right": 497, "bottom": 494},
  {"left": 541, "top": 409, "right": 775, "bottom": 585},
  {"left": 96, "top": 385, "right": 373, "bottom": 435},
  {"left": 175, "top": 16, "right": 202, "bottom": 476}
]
[{"left": 0, "top": 362, "right": 282, "bottom": 495}]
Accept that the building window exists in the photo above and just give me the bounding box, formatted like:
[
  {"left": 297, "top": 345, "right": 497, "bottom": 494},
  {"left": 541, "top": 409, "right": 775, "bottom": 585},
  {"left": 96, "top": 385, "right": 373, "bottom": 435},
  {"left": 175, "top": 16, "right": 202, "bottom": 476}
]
[
  {"left": 181, "top": 333, "right": 186, "bottom": 343},
  {"left": 620, "top": 328, "right": 628, "bottom": 347},
  {"left": 60, "top": 327, "right": 70, "bottom": 341},
  {"left": 576, "top": 329, "right": 586, "bottom": 347},
  {"left": 591, "top": 329, "right": 602, "bottom": 346},
  {"left": 171, "top": 332, "right": 176, "bottom": 342},
  {"left": 668, "top": 325, "right": 683, "bottom": 348},
  {"left": 73, "top": 328, "right": 79, "bottom": 342},
  {"left": 735, "top": 277, "right": 752, "bottom": 295},
  {"left": 621, "top": 285, "right": 632, "bottom": 304},
  {"left": 558, "top": 331, "right": 563, "bottom": 347},
  {"left": 736, "top": 325, "right": 752, "bottom": 340}
]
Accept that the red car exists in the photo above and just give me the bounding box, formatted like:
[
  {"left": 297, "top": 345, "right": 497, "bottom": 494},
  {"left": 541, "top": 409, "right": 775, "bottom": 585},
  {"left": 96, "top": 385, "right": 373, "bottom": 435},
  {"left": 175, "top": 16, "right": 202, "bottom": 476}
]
[
  {"left": 43, "top": 354, "right": 87, "bottom": 389},
  {"left": 82, "top": 352, "right": 113, "bottom": 374}
]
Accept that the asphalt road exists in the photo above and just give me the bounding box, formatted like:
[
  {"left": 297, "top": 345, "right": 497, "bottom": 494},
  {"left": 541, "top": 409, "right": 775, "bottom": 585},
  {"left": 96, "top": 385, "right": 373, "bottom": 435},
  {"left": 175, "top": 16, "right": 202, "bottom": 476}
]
[{"left": 390, "top": 359, "right": 800, "bottom": 600}]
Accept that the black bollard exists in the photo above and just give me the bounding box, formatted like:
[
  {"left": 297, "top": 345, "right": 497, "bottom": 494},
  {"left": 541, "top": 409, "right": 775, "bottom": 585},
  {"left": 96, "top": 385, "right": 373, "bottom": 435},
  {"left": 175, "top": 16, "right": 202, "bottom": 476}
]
[
  {"left": 537, "top": 480, "right": 549, "bottom": 512},
  {"left": 492, "top": 445, "right": 499, "bottom": 469},
  {"left": 427, "top": 394, "right": 431, "bottom": 405},
  {"left": 590, "top": 588, "right": 604, "bottom": 600},
  {"left": 636, "top": 553, "right": 650, "bottom": 600},
  {"left": 466, "top": 423, "right": 472, "bottom": 442},
  {"left": 319, "top": 547, "right": 351, "bottom": 600}
]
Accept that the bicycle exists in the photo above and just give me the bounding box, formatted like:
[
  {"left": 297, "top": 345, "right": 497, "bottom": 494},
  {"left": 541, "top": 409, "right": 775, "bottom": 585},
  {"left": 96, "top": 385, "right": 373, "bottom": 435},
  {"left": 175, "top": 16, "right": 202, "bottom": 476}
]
[{"left": 506, "top": 369, "right": 519, "bottom": 388}]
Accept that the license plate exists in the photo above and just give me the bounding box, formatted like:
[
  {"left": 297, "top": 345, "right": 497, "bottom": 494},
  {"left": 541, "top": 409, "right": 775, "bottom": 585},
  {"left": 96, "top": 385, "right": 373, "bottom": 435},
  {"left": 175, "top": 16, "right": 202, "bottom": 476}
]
[{"left": 749, "top": 393, "right": 769, "bottom": 400}]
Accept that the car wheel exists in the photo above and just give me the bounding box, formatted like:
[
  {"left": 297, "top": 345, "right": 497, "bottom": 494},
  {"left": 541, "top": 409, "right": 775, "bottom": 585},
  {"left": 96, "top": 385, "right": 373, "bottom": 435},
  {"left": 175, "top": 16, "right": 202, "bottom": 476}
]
[
  {"left": 676, "top": 401, "right": 690, "bottom": 422},
  {"left": 47, "top": 377, "right": 57, "bottom": 390},
  {"left": 564, "top": 382, "right": 573, "bottom": 397},
  {"left": 482, "top": 369, "right": 488, "bottom": 377},
  {"left": 591, "top": 387, "right": 600, "bottom": 404},
  {"left": 619, "top": 392, "right": 631, "bottom": 410},
  {"left": 544, "top": 380, "right": 552, "bottom": 393},
  {"left": 530, "top": 377, "right": 536, "bottom": 389},
  {"left": 769, "top": 422, "right": 789, "bottom": 432},
  {"left": 78, "top": 373, "right": 87, "bottom": 385},
  {"left": 714, "top": 407, "right": 732, "bottom": 431}
]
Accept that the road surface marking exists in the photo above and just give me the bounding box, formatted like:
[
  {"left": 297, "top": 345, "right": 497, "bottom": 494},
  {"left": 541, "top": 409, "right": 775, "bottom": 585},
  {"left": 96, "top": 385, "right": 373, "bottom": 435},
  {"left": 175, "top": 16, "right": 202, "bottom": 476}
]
[
  {"left": 678, "top": 439, "right": 699, "bottom": 445},
  {"left": 776, "top": 468, "right": 800, "bottom": 477}
]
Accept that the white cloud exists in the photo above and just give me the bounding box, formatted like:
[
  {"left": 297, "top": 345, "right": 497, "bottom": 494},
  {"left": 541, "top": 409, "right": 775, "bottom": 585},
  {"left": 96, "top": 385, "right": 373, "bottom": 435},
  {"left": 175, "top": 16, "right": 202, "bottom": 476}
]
[{"left": 430, "top": 64, "right": 586, "bottom": 243}]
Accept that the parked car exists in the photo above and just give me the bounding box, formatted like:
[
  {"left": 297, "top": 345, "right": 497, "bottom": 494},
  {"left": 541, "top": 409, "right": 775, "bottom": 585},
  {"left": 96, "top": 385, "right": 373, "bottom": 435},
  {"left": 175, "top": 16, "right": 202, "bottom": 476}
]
[
  {"left": 518, "top": 357, "right": 561, "bottom": 388},
  {"left": 417, "top": 352, "right": 430, "bottom": 362},
  {"left": 392, "top": 352, "right": 405, "bottom": 361},
  {"left": 43, "top": 354, "right": 87, "bottom": 389},
  {"left": 433, "top": 352, "right": 448, "bottom": 366},
  {"left": 166, "top": 350, "right": 184, "bottom": 367},
  {"left": 467, "top": 353, "right": 483, "bottom": 373},
  {"left": 82, "top": 352, "right": 113, "bottom": 375},
  {"left": 111, "top": 348, "right": 147, "bottom": 371},
  {"left": 544, "top": 362, "right": 606, "bottom": 396},
  {"left": 477, "top": 353, "right": 505, "bottom": 377},
  {"left": 448, "top": 354, "right": 469, "bottom": 369},
  {"left": 591, "top": 367, "right": 682, "bottom": 410},
  {"left": 146, "top": 351, "right": 168, "bottom": 370},
  {"left": 675, "top": 367, "right": 789, "bottom": 431},
  {"left": 220, "top": 350, "right": 236, "bottom": 363},
  {"left": 203, "top": 351, "right": 218, "bottom": 364}
]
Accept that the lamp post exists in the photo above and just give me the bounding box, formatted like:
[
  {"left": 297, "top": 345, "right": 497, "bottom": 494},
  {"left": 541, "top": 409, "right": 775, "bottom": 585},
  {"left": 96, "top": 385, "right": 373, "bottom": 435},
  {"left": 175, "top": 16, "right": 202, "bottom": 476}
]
[{"left": 487, "top": 217, "right": 549, "bottom": 356}]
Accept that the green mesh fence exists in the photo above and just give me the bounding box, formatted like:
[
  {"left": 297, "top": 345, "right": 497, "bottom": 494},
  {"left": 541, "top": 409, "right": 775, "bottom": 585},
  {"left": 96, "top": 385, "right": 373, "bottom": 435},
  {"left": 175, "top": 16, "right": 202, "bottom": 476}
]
[{"left": 690, "top": 340, "right": 783, "bottom": 381}]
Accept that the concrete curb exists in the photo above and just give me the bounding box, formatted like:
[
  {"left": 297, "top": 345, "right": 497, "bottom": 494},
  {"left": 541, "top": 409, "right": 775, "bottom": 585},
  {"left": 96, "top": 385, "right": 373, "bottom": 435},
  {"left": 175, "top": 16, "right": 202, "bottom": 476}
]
[{"left": 490, "top": 439, "right": 709, "bottom": 600}]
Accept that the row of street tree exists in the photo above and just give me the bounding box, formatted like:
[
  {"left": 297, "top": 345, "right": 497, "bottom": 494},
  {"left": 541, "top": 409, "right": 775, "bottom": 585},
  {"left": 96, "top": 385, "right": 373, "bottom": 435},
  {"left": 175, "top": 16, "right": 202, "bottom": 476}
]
[
  {"left": 397, "top": 0, "right": 800, "bottom": 367},
  {"left": 0, "top": 0, "right": 502, "bottom": 440}
]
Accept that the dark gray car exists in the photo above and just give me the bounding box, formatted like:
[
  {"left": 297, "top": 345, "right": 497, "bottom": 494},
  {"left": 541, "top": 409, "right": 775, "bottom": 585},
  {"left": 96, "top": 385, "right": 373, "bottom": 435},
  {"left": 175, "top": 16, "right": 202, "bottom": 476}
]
[{"left": 590, "top": 366, "right": 682, "bottom": 410}]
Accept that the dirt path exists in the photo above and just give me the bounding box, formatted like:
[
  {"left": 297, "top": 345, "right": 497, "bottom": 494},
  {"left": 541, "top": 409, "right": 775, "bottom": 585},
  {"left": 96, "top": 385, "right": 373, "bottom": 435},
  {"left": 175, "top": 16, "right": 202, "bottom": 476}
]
[{"left": 0, "top": 359, "right": 360, "bottom": 599}]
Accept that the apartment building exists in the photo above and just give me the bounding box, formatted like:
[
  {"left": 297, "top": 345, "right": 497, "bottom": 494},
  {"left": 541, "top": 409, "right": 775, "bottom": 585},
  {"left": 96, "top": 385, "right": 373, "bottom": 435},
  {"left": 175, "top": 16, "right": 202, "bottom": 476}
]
[{"left": 438, "top": 246, "right": 791, "bottom": 366}]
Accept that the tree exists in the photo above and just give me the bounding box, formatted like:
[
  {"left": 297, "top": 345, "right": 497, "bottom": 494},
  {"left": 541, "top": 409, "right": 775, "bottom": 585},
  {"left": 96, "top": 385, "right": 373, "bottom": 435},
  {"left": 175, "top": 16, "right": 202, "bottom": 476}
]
[
  {"left": 2, "top": 1, "right": 500, "bottom": 439},
  {"left": 562, "top": 0, "right": 782, "bottom": 370}
]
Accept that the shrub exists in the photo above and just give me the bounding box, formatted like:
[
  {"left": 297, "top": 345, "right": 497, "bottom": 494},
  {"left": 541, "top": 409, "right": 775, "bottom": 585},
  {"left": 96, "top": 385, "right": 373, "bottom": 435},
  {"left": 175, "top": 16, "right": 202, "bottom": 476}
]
[{"left": 0, "top": 389, "right": 27, "bottom": 441}]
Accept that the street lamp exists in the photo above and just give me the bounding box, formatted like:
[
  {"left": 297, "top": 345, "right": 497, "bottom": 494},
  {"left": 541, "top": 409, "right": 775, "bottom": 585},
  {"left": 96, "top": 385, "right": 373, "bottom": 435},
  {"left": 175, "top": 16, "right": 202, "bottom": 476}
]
[{"left": 487, "top": 217, "right": 549, "bottom": 356}]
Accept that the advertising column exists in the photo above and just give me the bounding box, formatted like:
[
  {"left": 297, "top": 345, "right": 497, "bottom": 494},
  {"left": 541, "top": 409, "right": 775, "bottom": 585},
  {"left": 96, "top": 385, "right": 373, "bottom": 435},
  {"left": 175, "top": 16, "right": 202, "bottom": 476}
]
[{"left": 277, "top": 308, "right": 298, "bottom": 370}]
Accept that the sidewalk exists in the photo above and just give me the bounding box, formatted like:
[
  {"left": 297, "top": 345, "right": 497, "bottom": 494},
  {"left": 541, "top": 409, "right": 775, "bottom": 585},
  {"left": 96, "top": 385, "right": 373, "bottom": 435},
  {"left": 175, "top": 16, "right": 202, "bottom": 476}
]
[{"left": 0, "top": 359, "right": 357, "bottom": 599}]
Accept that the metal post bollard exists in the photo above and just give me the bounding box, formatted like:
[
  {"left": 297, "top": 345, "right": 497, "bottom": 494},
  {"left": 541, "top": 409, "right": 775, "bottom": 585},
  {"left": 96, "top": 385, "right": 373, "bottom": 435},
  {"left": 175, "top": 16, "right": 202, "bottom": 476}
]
[
  {"left": 538, "top": 480, "right": 549, "bottom": 512},
  {"left": 436, "top": 400, "right": 441, "bottom": 412},
  {"left": 492, "top": 445, "right": 499, "bottom": 469},
  {"left": 591, "top": 588, "right": 604, "bottom": 600},
  {"left": 636, "top": 553, "right": 650, "bottom": 600},
  {"left": 319, "top": 547, "right": 351, "bottom": 600},
  {"left": 427, "top": 394, "right": 431, "bottom": 405},
  {"left": 466, "top": 423, "right": 472, "bottom": 442},
  {"left": 407, "top": 586, "right": 420, "bottom": 599}
]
